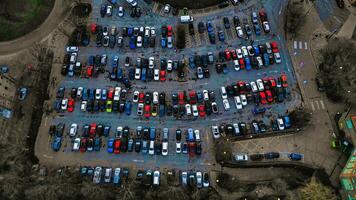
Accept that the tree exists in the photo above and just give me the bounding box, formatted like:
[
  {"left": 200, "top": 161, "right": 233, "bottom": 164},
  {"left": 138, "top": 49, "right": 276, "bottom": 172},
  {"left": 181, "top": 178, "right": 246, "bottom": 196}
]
[
  {"left": 214, "top": 140, "right": 232, "bottom": 164},
  {"left": 300, "top": 176, "right": 338, "bottom": 200},
  {"left": 285, "top": 0, "right": 305, "bottom": 37},
  {"left": 176, "top": 25, "right": 186, "bottom": 49},
  {"left": 289, "top": 107, "right": 311, "bottom": 129}
]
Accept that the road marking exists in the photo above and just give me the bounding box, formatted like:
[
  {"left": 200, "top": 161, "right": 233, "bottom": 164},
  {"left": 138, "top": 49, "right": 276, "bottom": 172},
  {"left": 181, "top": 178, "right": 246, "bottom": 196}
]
[
  {"left": 200, "top": 163, "right": 212, "bottom": 166},
  {"left": 310, "top": 101, "right": 315, "bottom": 111},
  {"left": 299, "top": 41, "right": 303, "bottom": 49},
  {"left": 132, "top": 159, "right": 144, "bottom": 163},
  {"left": 315, "top": 100, "right": 320, "bottom": 110},
  {"left": 304, "top": 42, "right": 308, "bottom": 50},
  {"left": 293, "top": 41, "right": 298, "bottom": 49},
  {"left": 320, "top": 100, "right": 325, "bottom": 110}
]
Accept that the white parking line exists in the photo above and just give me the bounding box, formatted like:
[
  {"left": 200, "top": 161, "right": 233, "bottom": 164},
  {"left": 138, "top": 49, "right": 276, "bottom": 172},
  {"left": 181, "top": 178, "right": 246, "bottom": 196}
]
[
  {"left": 320, "top": 100, "right": 325, "bottom": 110},
  {"left": 132, "top": 159, "right": 144, "bottom": 163},
  {"left": 304, "top": 42, "right": 308, "bottom": 50},
  {"left": 299, "top": 41, "right": 303, "bottom": 49},
  {"left": 293, "top": 41, "right": 298, "bottom": 49},
  {"left": 315, "top": 100, "right": 320, "bottom": 110},
  {"left": 310, "top": 101, "right": 315, "bottom": 111}
]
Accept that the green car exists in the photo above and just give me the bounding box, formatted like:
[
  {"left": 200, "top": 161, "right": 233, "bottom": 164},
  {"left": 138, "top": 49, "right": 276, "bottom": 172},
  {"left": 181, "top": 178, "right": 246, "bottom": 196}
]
[{"left": 106, "top": 100, "right": 113, "bottom": 113}]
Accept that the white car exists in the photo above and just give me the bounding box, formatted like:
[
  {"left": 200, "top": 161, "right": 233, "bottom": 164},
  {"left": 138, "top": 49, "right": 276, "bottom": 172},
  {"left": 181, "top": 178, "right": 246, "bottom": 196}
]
[
  {"left": 223, "top": 99, "right": 230, "bottom": 111},
  {"left": 167, "top": 60, "right": 173, "bottom": 71},
  {"left": 185, "top": 104, "right": 192, "bottom": 116},
  {"left": 69, "top": 123, "right": 78, "bottom": 137},
  {"left": 235, "top": 26, "right": 244, "bottom": 38},
  {"left": 277, "top": 118, "right": 285, "bottom": 130},
  {"left": 162, "top": 141, "right": 168, "bottom": 156},
  {"left": 274, "top": 52, "right": 282, "bottom": 64},
  {"left": 167, "top": 36, "right": 173, "bottom": 48},
  {"left": 241, "top": 46, "right": 249, "bottom": 57},
  {"left": 250, "top": 81, "right": 258, "bottom": 93},
  {"left": 233, "top": 123, "right": 240, "bottom": 136},
  {"left": 194, "top": 130, "right": 201, "bottom": 141},
  {"left": 95, "top": 89, "right": 101, "bottom": 100},
  {"left": 73, "top": 138, "right": 80, "bottom": 151},
  {"left": 233, "top": 60, "right": 240, "bottom": 71},
  {"left": 106, "top": 5, "right": 113, "bottom": 16},
  {"left": 266, "top": 42, "right": 272, "bottom": 54},
  {"left": 256, "top": 56, "right": 263, "bottom": 68},
  {"left": 247, "top": 46, "right": 254, "bottom": 56},
  {"left": 164, "top": 4, "right": 171, "bottom": 13},
  {"left": 235, "top": 154, "right": 249, "bottom": 161},
  {"left": 80, "top": 100, "right": 87, "bottom": 111},
  {"left": 234, "top": 96, "right": 242, "bottom": 110},
  {"left": 262, "top": 21, "right": 270, "bottom": 33},
  {"left": 113, "top": 87, "right": 121, "bottom": 101},
  {"left": 154, "top": 69, "right": 159, "bottom": 81},
  {"left": 197, "top": 67, "right": 204, "bottom": 79},
  {"left": 192, "top": 104, "right": 199, "bottom": 117},
  {"left": 196, "top": 171, "right": 203, "bottom": 188},
  {"left": 149, "top": 140, "right": 155, "bottom": 155},
  {"left": 211, "top": 126, "right": 220, "bottom": 139},
  {"left": 133, "top": 91, "right": 139, "bottom": 103},
  {"left": 66, "top": 46, "right": 78, "bottom": 53},
  {"left": 240, "top": 94, "right": 247, "bottom": 106},
  {"left": 145, "top": 26, "right": 151, "bottom": 37},
  {"left": 104, "top": 168, "right": 112, "bottom": 183},
  {"left": 153, "top": 92, "right": 159, "bottom": 104},
  {"left": 211, "top": 102, "right": 218, "bottom": 113},
  {"left": 220, "top": 86, "right": 227, "bottom": 99},
  {"left": 153, "top": 170, "right": 160, "bottom": 186},
  {"left": 256, "top": 79, "right": 264, "bottom": 91},
  {"left": 118, "top": 6, "right": 124, "bottom": 17},
  {"left": 176, "top": 142, "right": 181, "bottom": 153},
  {"left": 70, "top": 53, "right": 77, "bottom": 64},
  {"left": 135, "top": 68, "right": 141, "bottom": 80},
  {"left": 236, "top": 48, "right": 243, "bottom": 59},
  {"left": 149, "top": 57, "right": 154, "bottom": 69},
  {"left": 126, "top": 0, "right": 137, "bottom": 7},
  {"left": 93, "top": 167, "right": 102, "bottom": 184},
  {"left": 137, "top": 103, "right": 144, "bottom": 115},
  {"left": 150, "top": 27, "right": 156, "bottom": 37},
  {"left": 136, "top": 36, "right": 142, "bottom": 47},
  {"left": 203, "top": 90, "right": 209, "bottom": 101},
  {"left": 76, "top": 87, "right": 83, "bottom": 98},
  {"left": 61, "top": 98, "right": 68, "bottom": 110}
]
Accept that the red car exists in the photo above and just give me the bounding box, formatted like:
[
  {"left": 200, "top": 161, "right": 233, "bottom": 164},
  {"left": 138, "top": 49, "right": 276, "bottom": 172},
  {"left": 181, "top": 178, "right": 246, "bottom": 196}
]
[
  {"left": 107, "top": 88, "right": 114, "bottom": 100},
  {"left": 230, "top": 49, "right": 237, "bottom": 60},
  {"left": 259, "top": 91, "right": 267, "bottom": 104},
  {"left": 280, "top": 74, "right": 288, "bottom": 87},
  {"left": 87, "top": 66, "right": 93, "bottom": 77},
  {"left": 266, "top": 90, "right": 273, "bottom": 103},
  {"left": 67, "top": 98, "right": 75, "bottom": 112},
  {"left": 144, "top": 105, "right": 151, "bottom": 117},
  {"left": 89, "top": 123, "right": 97, "bottom": 138},
  {"left": 239, "top": 58, "right": 245, "bottom": 69},
  {"left": 198, "top": 105, "right": 206, "bottom": 117},
  {"left": 138, "top": 92, "right": 145, "bottom": 103},
  {"left": 269, "top": 77, "right": 276, "bottom": 88},
  {"left": 189, "top": 91, "right": 197, "bottom": 104},
  {"left": 224, "top": 49, "right": 231, "bottom": 60},
  {"left": 80, "top": 138, "right": 87, "bottom": 153},
  {"left": 271, "top": 41, "right": 279, "bottom": 53},
  {"left": 160, "top": 70, "right": 166, "bottom": 81},
  {"left": 238, "top": 81, "right": 246, "bottom": 94},
  {"left": 167, "top": 25, "right": 173, "bottom": 36},
  {"left": 178, "top": 91, "right": 185, "bottom": 105},
  {"left": 188, "top": 142, "right": 196, "bottom": 157},
  {"left": 114, "top": 139, "right": 121, "bottom": 154}
]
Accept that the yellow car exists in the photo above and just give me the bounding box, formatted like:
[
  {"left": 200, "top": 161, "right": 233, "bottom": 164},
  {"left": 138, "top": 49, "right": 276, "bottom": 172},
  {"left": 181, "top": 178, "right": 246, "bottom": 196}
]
[
  {"left": 106, "top": 100, "right": 113, "bottom": 113},
  {"left": 151, "top": 105, "right": 158, "bottom": 117}
]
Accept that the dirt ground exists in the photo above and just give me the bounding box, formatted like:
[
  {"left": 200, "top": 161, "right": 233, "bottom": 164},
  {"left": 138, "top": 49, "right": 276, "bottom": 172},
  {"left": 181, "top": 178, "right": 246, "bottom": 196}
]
[
  {"left": 153, "top": 0, "right": 224, "bottom": 9},
  {"left": 0, "top": 0, "right": 54, "bottom": 42}
]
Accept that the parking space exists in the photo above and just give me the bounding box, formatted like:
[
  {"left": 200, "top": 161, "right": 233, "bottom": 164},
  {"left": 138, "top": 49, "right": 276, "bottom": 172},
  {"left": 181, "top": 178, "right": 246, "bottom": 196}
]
[{"left": 39, "top": 0, "right": 301, "bottom": 177}]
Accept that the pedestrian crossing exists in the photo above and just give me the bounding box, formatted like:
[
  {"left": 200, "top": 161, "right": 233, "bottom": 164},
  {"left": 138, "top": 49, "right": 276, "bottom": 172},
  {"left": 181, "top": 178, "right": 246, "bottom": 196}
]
[
  {"left": 293, "top": 41, "right": 308, "bottom": 50},
  {"left": 309, "top": 100, "right": 326, "bottom": 111}
]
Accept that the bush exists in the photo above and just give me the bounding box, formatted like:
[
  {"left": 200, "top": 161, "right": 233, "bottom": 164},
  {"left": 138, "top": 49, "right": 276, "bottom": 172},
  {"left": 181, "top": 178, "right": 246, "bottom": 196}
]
[
  {"left": 284, "top": 0, "right": 305, "bottom": 36},
  {"left": 176, "top": 25, "right": 186, "bottom": 49}
]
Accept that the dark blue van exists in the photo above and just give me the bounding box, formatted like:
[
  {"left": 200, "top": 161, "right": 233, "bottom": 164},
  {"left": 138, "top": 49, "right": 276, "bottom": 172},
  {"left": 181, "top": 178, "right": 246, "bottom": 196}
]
[{"left": 149, "top": 127, "right": 156, "bottom": 140}]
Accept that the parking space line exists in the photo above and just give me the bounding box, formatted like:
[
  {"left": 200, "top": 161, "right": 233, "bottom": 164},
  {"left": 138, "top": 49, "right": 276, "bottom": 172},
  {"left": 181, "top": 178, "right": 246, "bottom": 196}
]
[
  {"left": 310, "top": 101, "right": 315, "bottom": 111},
  {"left": 314, "top": 100, "right": 320, "bottom": 110},
  {"left": 299, "top": 41, "right": 303, "bottom": 49},
  {"left": 320, "top": 100, "right": 325, "bottom": 110},
  {"left": 293, "top": 41, "right": 298, "bottom": 49},
  {"left": 304, "top": 42, "right": 308, "bottom": 50}
]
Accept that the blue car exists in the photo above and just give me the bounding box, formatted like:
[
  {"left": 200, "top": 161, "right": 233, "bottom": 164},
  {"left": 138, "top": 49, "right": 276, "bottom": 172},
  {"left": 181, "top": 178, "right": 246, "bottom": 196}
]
[
  {"left": 284, "top": 116, "right": 291, "bottom": 129},
  {"left": 253, "top": 45, "right": 260, "bottom": 56},
  {"left": 127, "top": 27, "right": 134, "bottom": 37},
  {"left": 161, "top": 38, "right": 167, "bottom": 48},
  {"left": 150, "top": 127, "right": 156, "bottom": 140},
  {"left": 88, "top": 56, "right": 95, "bottom": 66},
  {"left": 141, "top": 68, "right": 147, "bottom": 81},
  {"left": 245, "top": 57, "right": 252, "bottom": 70},
  {"left": 263, "top": 53, "right": 270, "bottom": 66},
  {"left": 54, "top": 100, "right": 61, "bottom": 112},
  {"left": 94, "top": 137, "right": 101, "bottom": 151},
  {"left": 206, "top": 21, "right": 214, "bottom": 33},
  {"left": 125, "top": 102, "right": 132, "bottom": 115},
  {"left": 252, "top": 107, "right": 266, "bottom": 115},
  {"left": 142, "top": 140, "right": 148, "bottom": 154},
  {"left": 112, "top": 56, "right": 119, "bottom": 68},
  {"left": 52, "top": 136, "right": 62, "bottom": 151},
  {"left": 129, "top": 68, "right": 135, "bottom": 80},
  {"left": 107, "top": 138, "right": 114, "bottom": 153},
  {"left": 187, "top": 128, "right": 194, "bottom": 142},
  {"left": 189, "top": 57, "right": 196, "bottom": 68},
  {"left": 289, "top": 153, "right": 303, "bottom": 161},
  {"left": 101, "top": 89, "right": 107, "bottom": 100},
  {"left": 254, "top": 24, "right": 261, "bottom": 36},
  {"left": 82, "top": 88, "right": 88, "bottom": 100},
  {"left": 113, "top": 168, "right": 121, "bottom": 185},
  {"left": 129, "top": 36, "right": 136, "bottom": 49},
  {"left": 89, "top": 89, "right": 95, "bottom": 100},
  {"left": 103, "top": 125, "right": 111, "bottom": 137},
  {"left": 117, "top": 68, "right": 123, "bottom": 81},
  {"left": 218, "top": 30, "right": 225, "bottom": 42}
]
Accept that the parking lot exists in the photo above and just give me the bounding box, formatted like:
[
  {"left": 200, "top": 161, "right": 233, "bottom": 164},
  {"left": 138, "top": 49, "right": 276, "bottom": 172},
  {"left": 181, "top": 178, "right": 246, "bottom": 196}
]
[{"left": 36, "top": 0, "right": 300, "bottom": 175}]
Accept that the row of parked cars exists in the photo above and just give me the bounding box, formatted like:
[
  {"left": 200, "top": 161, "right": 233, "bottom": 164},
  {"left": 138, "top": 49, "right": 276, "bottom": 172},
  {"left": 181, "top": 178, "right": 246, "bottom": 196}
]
[
  {"left": 235, "top": 152, "right": 303, "bottom": 162},
  {"left": 100, "top": 0, "right": 140, "bottom": 18},
  {"left": 211, "top": 115, "right": 292, "bottom": 139}
]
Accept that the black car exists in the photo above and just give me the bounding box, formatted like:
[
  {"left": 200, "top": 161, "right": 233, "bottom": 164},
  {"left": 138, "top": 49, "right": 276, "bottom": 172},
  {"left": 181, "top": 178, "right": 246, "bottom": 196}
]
[
  {"left": 196, "top": 142, "right": 202, "bottom": 155},
  {"left": 215, "top": 64, "right": 223, "bottom": 74},
  {"left": 201, "top": 55, "right": 208, "bottom": 68},
  {"left": 250, "top": 154, "right": 264, "bottom": 161},
  {"left": 225, "top": 124, "right": 235, "bottom": 135},
  {"left": 166, "top": 105, "right": 172, "bottom": 116},
  {"left": 223, "top": 17, "right": 230, "bottom": 29},
  {"left": 198, "top": 22, "right": 205, "bottom": 33},
  {"left": 188, "top": 23, "right": 195, "bottom": 35},
  {"left": 159, "top": 92, "right": 166, "bottom": 104},
  {"left": 203, "top": 68, "right": 210, "bottom": 78},
  {"left": 233, "top": 16, "right": 240, "bottom": 26},
  {"left": 134, "top": 139, "right": 141, "bottom": 152},
  {"left": 176, "top": 129, "right": 182, "bottom": 141},
  {"left": 226, "top": 85, "right": 234, "bottom": 97},
  {"left": 208, "top": 33, "right": 216, "bottom": 44},
  {"left": 155, "top": 142, "right": 162, "bottom": 155},
  {"left": 264, "top": 152, "right": 280, "bottom": 159},
  {"left": 122, "top": 27, "right": 127, "bottom": 37},
  {"left": 258, "top": 121, "right": 267, "bottom": 133},
  {"left": 149, "top": 37, "right": 155, "bottom": 47},
  {"left": 204, "top": 101, "right": 212, "bottom": 115},
  {"left": 96, "top": 33, "right": 103, "bottom": 46},
  {"left": 97, "top": 124, "right": 104, "bottom": 136},
  {"left": 109, "top": 35, "right": 116, "bottom": 48},
  {"left": 135, "top": 7, "right": 141, "bottom": 17},
  {"left": 130, "top": 7, "right": 136, "bottom": 17},
  {"left": 119, "top": 103, "right": 125, "bottom": 113},
  {"left": 100, "top": 4, "right": 106, "bottom": 17},
  {"left": 145, "top": 93, "right": 151, "bottom": 105}
]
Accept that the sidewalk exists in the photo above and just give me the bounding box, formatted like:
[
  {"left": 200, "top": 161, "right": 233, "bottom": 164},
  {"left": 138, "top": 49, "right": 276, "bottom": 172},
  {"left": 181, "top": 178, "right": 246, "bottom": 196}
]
[{"left": 337, "top": 14, "right": 356, "bottom": 38}]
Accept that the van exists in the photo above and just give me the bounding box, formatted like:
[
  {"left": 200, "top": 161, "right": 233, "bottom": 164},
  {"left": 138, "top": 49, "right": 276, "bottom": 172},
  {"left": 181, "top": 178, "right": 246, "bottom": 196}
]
[
  {"left": 149, "top": 140, "right": 155, "bottom": 155},
  {"left": 180, "top": 15, "right": 194, "bottom": 23},
  {"left": 220, "top": 86, "right": 227, "bottom": 99}
]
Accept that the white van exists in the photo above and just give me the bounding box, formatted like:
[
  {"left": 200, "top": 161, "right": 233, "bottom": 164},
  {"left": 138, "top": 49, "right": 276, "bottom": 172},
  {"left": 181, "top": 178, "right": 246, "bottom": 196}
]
[
  {"left": 220, "top": 86, "right": 227, "bottom": 99},
  {"left": 180, "top": 15, "right": 194, "bottom": 23}
]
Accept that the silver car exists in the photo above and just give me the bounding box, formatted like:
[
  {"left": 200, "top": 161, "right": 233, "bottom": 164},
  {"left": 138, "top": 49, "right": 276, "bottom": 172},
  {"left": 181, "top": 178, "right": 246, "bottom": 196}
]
[{"left": 93, "top": 166, "right": 103, "bottom": 184}]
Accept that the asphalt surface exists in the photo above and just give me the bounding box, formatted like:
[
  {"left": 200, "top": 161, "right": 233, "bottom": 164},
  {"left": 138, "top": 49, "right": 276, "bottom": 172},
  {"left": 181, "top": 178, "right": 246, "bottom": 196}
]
[{"left": 38, "top": 0, "right": 300, "bottom": 171}]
